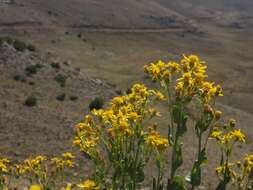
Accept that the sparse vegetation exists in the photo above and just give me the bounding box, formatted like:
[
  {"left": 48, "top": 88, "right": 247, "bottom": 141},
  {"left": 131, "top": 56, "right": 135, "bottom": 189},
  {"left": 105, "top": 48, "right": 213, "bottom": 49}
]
[
  {"left": 1, "top": 54, "right": 253, "bottom": 190},
  {"left": 0, "top": 36, "right": 36, "bottom": 52},
  {"left": 13, "top": 40, "right": 27, "bottom": 52},
  {"left": 56, "top": 93, "right": 66, "bottom": 101},
  {"left": 13, "top": 75, "right": 22, "bottom": 81},
  {"left": 13, "top": 75, "right": 26, "bottom": 82},
  {"left": 89, "top": 96, "right": 104, "bottom": 111},
  {"left": 27, "top": 44, "right": 36, "bottom": 52},
  {"left": 69, "top": 95, "right": 78, "bottom": 101},
  {"left": 25, "top": 64, "right": 42, "bottom": 76},
  {"left": 23, "top": 95, "right": 37, "bottom": 107},
  {"left": 54, "top": 74, "right": 67, "bottom": 87},
  {"left": 50, "top": 62, "right": 61, "bottom": 69}
]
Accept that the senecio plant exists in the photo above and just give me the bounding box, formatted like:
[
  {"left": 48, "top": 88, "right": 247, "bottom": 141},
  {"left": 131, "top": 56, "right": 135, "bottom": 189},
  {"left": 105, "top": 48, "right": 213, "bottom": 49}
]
[{"left": 0, "top": 55, "right": 252, "bottom": 190}]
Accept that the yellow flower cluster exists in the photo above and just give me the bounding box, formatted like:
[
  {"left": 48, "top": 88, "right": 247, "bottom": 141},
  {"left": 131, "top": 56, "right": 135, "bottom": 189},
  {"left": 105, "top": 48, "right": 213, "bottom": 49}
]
[
  {"left": 77, "top": 179, "right": 100, "bottom": 190},
  {"left": 0, "top": 158, "right": 10, "bottom": 173},
  {"left": 145, "top": 126, "right": 169, "bottom": 152},
  {"left": 74, "top": 83, "right": 166, "bottom": 156},
  {"left": 215, "top": 162, "right": 236, "bottom": 179},
  {"left": 12, "top": 153, "right": 75, "bottom": 189},
  {"left": 29, "top": 185, "right": 42, "bottom": 190},
  {"left": 210, "top": 128, "right": 245, "bottom": 145},
  {"left": 144, "top": 54, "right": 223, "bottom": 103},
  {"left": 244, "top": 154, "right": 253, "bottom": 173}
]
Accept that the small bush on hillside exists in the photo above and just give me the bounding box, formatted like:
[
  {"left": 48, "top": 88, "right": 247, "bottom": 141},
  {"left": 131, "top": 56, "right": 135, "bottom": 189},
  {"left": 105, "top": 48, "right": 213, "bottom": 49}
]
[
  {"left": 56, "top": 93, "right": 66, "bottom": 101},
  {"left": 25, "top": 64, "right": 42, "bottom": 76},
  {"left": 28, "top": 81, "right": 35, "bottom": 86},
  {"left": 69, "top": 95, "right": 78, "bottom": 101},
  {"left": 0, "top": 38, "right": 3, "bottom": 46},
  {"left": 2, "top": 36, "right": 14, "bottom": 44},
  {"left": 24, "top": 96, "right": 37, "bottom": 107},
  {"left": 77, "top": 33, "right": 82, "bottom": 38},
  {"left": 54, "top": 74, "right": 67, "bottom": 87},
  {"left": 115, "top": 89, "right": 122, "bottom": 95},
  {"left": 13, "top": 40, "right": 27, "bottom": 52},
  {"left": 89, "top": 96, "right": 104, "bottom": 111},
  {"left": 126, "top": 87, "right": 132, "bottom": 94},
  {"left": 27, "top": 44, "right": 36, "bottom": 52},
  {"left": 13, "top": 75, "right": 21, "bottom": 81},
  {"left": 50, "top": 62, "right": 61, "bottom": 69}
]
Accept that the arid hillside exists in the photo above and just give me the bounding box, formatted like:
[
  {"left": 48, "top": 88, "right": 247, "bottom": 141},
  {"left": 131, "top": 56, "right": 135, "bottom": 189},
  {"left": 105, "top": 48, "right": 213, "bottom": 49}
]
[{"left": 0, "top": 1, "right": 253, "bottom": 188}]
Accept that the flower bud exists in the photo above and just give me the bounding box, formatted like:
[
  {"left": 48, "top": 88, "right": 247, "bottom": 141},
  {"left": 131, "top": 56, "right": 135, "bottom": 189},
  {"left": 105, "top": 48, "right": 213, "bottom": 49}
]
[{"left": 214, "top": 110, "right": 222, "bottom": 120}]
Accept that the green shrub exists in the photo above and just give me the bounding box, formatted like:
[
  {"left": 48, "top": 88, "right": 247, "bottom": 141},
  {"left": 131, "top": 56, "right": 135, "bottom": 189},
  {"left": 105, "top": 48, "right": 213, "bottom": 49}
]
[
  {"left": 54, "top": 74, "right": 67, "bottom": 87},
  {"left": 24, "top": 96, "right": 37, "bottom": 107},
  {"left": 3, "top": 36, "right": 14, "bottom": 44},
  {"left": 56, "top": 93, "right": 66, "bottom": 101},
  {"left": 13, "top": 75, "right": 21, "bottom": 81},
  {"left": 27, "top": 44, "right": 36, "bottom": 52},
  {"left": 25, "top": 64, "right": 42, "bottom": 76},
  {"left": 13, "top": 40, "right": 27, "bottom": 52},
  {"left": 89, "top": 96, "right": 104, "bottom": 111},
  {"left": 28, "top": 81, "right": 35, "bottom": 86},
  {"left": 0, "top": 38, "right": 3, "bottom": 46},
  {"left": 13, "top": 75, "right": 26, "bottom": 82},
  {"left": 69, "top": 95, "right": 78, "bottom": 101},
  {"left": 50, "top": 62, "right": 61, "bottom": 69}
]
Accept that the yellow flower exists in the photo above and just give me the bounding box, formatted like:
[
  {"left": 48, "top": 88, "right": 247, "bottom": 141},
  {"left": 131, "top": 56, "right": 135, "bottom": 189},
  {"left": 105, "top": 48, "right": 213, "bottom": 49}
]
[
  {"left": 62, "top": 152, "right": 75, "bottom": 160},
  {"left": 112, "top": 97, "right": 125, "bottom": 106},
  {"left": 214, "top": 110, "right": 223, "bottom": 120},
  {"left": 145, "top": 133, "right": 169, "bottom": 151},
  {"left": 0, "top": 158, "right": 10, "bottom": 173},
  {"left": 29, "top": 185, "right": 42, "bottom": 190},
  {"left": 194, "top": 72, "right": 207, "bottom": 85},
  {"left": 168, "top": 61, "right": 180, "bottom": 73},
  {"left": 230, "top": 129, "right": 246, "bottom": 143},
  {"left": 77, "top": 179, "right": 100, "bottom": 189},
  {"left": 155, "top": 91, "right": 166, "bottom": 101},
  {"left": 210, "top": 130, "right": 222, "bottom": 141}
]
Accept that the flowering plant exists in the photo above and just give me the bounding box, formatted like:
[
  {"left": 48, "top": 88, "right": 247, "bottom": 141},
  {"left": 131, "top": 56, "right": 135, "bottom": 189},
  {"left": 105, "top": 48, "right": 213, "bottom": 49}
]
[{"left": 0, "top": 54, "right": 252, "bottom": 190}]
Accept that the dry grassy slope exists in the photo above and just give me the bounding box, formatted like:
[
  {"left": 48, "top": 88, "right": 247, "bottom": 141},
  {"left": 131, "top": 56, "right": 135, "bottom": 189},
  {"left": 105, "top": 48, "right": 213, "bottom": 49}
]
[
  {"left": 0, "top": 0, "right": 191, "bottom": 28},
  {"left": 0, "top": 44, "right": 114, "bottom": 160},
  {"left": 0, "top": 1, "right": 253, "bottom": 188}
]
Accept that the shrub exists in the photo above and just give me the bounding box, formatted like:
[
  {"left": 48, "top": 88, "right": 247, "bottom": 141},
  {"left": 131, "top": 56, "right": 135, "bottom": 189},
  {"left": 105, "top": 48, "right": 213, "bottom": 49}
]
[
  {"left": 77, "top": 33, "right": 82, "bottom": 38},
  {"left": 0, "top": 38, "right": 3, "bottom": 46},
  {"left": 115, "top": 89, "right": 122, "bottom": 95},
  {"left": 126, "top": 87, "right": 132, "bottom": 94},
  {"left": 13, "top": 75, "right": 21, "bottom": 81},
  {"left": 50, "top": 62, "right": 61, "bottom": 69},
  {"left": 28, "top": 81, "right": 35, "bottom": 86},
  {"left": 25, "top": 64, "right": 42, "bottom": 76},
  {"left": 54, "top": 74, "right": 67, "bottom": 87},
  {"left": 56, "top": 93, "right": 66, "bottom": 101},
  {"left": 27, "top": 44, "right": 36, "bottom": 52},
  {"left": 24, "top": 96, "right": 37, "bottom": 107},
  {"left": 13, "top": 40, "right": 27, "bottom": 52},
  {"left": 69, "top": 95, "right": 78, "bottom": 101},
  {"left": 89, "top": 96, "right": 104, "bottom": 111},
  {"left": 2, "top": 36, "right": 14, "bottom": 44}
]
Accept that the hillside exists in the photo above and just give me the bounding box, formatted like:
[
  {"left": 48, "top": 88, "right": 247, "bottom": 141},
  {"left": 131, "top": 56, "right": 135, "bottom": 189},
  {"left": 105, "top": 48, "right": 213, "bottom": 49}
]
[
  {"left": 0, "top": 1, "right": 253, "bottom": 188},
  {"left": 0, "top": 42, "right": 114, "bottom": 159}
]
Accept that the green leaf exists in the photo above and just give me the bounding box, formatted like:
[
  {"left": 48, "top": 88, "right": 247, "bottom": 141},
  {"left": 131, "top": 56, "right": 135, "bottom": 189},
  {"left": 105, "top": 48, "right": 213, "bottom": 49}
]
[
  {"left": 190, "top": 161, "right": 201, "bottom": 186},
  {"left": 188, "top": 149, "right": 207, "bottom": 187},
  {"left": 172, "top": 106, "right": 187, "bottom": 138},
  {"left": 172, "top": 142, "right": 183, "bottom": 173},
  {"left": 153, "top": 177, "right": 157, "bottom": 190},
  {"left": 168, "top": 175, "right": 186, "bottom": 190},
  {"left": 199, "top": 148, "right": 207, "bottom": 165},
  {"left": 135, "top": 169, "right": 145, "bottom": 183},
  {"left": 216, "top": 180, "right": 227, "bottom": 190}
]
